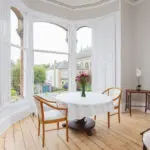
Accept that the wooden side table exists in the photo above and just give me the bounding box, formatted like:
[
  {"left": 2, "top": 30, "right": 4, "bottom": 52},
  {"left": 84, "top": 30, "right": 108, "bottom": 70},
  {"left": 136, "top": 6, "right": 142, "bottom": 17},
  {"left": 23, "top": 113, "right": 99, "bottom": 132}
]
[
  {"left": 125, "top": 89, "right": 150, "bottom": 117},
  {"left": 147, "top": 94, "right": 150, "bottom": 111}
]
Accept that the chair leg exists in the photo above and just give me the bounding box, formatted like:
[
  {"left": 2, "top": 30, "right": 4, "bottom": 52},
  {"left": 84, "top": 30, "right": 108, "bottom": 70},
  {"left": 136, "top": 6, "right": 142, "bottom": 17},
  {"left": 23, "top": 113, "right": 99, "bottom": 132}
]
[
  {"left": 118, "top": 109, "right": 121, "bottom": 124},
  {"left": 42, "top": 123, "right": 45, "bottom": 147},
  {"left": 66, "top": 119, "right": 69, "bottom": 142},
  {"left": 108, "top": 112, "right": 110, "bottom": 128},
  {"left": 143, "top": 144, "right": 147, "bottom": 150},
  {"left": 57, "top": 122, "right": 59, "bottom": 130},
  {"left": 94, "top": 115, "right": 96, "bottom": 121},
  {"left": 38, "top": 116, "right": 40, "bottom": 136}
]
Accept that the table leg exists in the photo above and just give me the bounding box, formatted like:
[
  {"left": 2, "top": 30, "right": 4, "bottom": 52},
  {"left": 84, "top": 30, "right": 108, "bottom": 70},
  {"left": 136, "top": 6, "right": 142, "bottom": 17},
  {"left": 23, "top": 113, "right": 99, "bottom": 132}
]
[
  {"left": 148, "top": 95, "right": 150, "bottom": 110},
  {"left": 125, "top": 91, "right": 128, "bottom": 111},
  {"left": 129, "top": 93, "right": 132, "bottom": 117},
  {"left": 86, "top": 130, "right": 92, "bottom": 136},
  {"left": 145, "top": 93, "right": 148, "bottom": 113},
  {"left": 128, "top": 94, "right": 130, "bottom": 110},
  {"left": 143, "top": 144, "right": 147, "bottom": 150}
]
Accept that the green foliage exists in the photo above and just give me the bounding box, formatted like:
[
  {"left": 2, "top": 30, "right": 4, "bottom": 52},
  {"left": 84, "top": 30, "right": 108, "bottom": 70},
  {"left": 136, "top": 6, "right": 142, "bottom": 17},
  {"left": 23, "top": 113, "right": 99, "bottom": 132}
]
[
  {"left": 11, "top": 60, "right": 47, "bottom": 95},
  {"left": 11, "top": 60, "right": 20, "bottom": 94},
  {"left": 42, "top": 64, "right": 50, "bottom": 70},
  {"left": 11, "top": 89, "right": 17, "bottom": 96},
  {"left": 34, "top": 65, "right": 46, "bottom": 84},
  {"left": 77, "top": 83, "right": 91, "bottom": 91},
  {"left": 85, "top": 83, "right": 92, "bottom": 91}
]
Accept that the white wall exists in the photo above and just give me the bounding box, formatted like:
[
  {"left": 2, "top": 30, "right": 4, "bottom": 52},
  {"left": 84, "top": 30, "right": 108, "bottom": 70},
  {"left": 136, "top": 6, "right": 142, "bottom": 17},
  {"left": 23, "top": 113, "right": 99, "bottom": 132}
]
[
  {"left": 135, "top": 0, "right": 150, "bottom": 90},
  {"left": 92, "top": 13, "right": 119, "bottom": 92},
  {"left": 120, "top": 0, "right": 150, "bottom": 111},
  {"left": 46, "top": 69, "right": 60, "bottom": 88},
  {"left": 0, "top": 0, "right": 11, "bottom": 108},
  {"left": 127, "top": 0, "right": 150, "bottom": 110},
  {"left": 121, "top": 0, "right": 136, "bottom": 109},
  {"left": 121, "top": 0, "right": 136, "bottom": 89}
]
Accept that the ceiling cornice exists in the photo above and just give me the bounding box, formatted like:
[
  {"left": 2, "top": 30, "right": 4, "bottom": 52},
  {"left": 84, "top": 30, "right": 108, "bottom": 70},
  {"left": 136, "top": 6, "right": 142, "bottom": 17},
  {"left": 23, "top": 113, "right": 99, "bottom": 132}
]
[
  {"left": 126, "top": 0, "right": 145, "bottom": 5},
  {"left": 41, "top": 0, "right": 116, "bottom": 10}
]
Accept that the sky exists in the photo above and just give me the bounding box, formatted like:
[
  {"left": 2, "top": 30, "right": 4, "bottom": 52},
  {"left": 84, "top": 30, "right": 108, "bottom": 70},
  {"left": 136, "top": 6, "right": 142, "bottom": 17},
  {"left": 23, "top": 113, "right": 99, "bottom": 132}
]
[{"left": 11, "top": 10, "right": 92, "bottom": 65}]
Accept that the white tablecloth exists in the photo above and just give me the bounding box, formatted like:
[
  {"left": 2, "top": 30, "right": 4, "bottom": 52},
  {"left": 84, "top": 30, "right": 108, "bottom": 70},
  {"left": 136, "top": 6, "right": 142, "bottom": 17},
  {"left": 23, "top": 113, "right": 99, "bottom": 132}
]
[
  {"left": 143, "top": 130, "right": 150, "bottom": 149},
  {"left": 54, "top": 92, "right": 114, "bottom": 120}
]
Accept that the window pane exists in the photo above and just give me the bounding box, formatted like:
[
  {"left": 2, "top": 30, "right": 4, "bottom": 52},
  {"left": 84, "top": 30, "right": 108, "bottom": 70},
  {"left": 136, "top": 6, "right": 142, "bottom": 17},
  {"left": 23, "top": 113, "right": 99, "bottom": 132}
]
[
  {"left": 77, "top": 27, "right": 92, "bottom": 53},
  {"left": 11, "top": 46, "right": 23, "bottom": 101},
  {"left": 76, "top": 27, "right": 92, "bottom": 91},
  {"left": 34, "top": 52, "right": 69, "bottom": 95},
  {"left": 33, "top": 22, "right": 68, "bottom": 53},
  {"left": 10, "top": 10, "right": 20, "bottom": 46}
]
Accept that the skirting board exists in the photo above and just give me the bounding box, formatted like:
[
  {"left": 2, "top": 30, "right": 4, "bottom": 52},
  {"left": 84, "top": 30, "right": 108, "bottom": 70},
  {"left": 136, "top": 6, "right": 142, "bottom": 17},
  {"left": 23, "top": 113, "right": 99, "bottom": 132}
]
[{"left": 121, "top": 101, "right": 150, "bottom": 113}]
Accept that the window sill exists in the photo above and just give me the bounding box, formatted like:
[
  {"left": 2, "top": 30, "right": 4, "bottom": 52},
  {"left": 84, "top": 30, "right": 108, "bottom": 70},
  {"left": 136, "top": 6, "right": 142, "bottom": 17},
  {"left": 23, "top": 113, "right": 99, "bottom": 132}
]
[{"left": 0, "top": 100, "right": 33, "bottom": 135}]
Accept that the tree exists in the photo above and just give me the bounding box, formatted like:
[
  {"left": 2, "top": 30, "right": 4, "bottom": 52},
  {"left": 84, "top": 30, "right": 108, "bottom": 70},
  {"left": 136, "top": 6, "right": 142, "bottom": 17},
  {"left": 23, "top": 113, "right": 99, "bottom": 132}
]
[
  {"left": 42, "top": 64, "right": 50, "bottom": 70},
  {"left": 34, "top": 65, "right": 46, "bottom": 84},
  {"left": 11, "top": 60, "right": 21, "bottom": 94},
  {"left": 11, "top": 61, "right": 47, "bottom": 95}
]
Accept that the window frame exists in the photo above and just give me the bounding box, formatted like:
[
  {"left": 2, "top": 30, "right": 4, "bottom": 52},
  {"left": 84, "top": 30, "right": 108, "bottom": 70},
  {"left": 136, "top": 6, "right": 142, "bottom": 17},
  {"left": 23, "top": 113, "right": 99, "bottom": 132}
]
[
  {"left": 76, "top": 26, "right": 92, "bottom": 91},
  {"left": 33, "top": 22, "right": 69, "bottom": 94},
  {"left": 10, "top": 7, "right": 24, "bottom": 102}
]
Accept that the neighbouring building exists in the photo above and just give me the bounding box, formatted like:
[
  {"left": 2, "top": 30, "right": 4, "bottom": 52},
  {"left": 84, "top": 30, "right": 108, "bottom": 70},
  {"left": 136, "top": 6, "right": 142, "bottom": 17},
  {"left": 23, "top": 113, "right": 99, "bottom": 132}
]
[{"left": 46, "top": 47, "right": 92, "bottom": 89}]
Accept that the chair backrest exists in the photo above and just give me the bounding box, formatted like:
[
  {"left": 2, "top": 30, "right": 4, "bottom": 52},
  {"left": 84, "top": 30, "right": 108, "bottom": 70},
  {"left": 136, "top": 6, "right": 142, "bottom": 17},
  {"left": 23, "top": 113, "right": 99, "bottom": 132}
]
[
  {"left": 103, "top": 87, "right": 122, "bottom": 108},
  {"left": 33, "top": 95, "right": 45, "bottom": 120}
]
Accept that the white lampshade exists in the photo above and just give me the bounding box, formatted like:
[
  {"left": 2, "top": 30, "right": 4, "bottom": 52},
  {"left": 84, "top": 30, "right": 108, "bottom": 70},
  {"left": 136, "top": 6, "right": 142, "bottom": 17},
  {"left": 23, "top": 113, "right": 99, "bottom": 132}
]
[{"left": 136, "top": 68, "right": 142, "bottom": 77}]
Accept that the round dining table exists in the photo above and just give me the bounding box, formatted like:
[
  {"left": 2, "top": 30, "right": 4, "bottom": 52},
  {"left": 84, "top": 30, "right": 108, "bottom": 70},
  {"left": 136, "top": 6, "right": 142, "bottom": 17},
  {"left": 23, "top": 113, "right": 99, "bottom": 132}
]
[{"left": 54, "top": 92, "right": 114, "bottom": 136}]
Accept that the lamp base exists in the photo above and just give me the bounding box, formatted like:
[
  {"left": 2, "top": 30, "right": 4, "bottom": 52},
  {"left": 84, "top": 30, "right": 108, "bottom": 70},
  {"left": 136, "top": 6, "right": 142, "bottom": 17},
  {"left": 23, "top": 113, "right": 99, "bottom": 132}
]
[{"left": 136, "top": 85, "right": 142, "bottom": 91}]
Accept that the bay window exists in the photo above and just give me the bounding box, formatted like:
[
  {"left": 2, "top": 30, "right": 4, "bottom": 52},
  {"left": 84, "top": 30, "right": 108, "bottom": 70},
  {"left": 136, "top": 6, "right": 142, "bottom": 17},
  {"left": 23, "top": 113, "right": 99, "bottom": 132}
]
[
  {"left": 10, "top": 7, "right": 24, "bottom": 102},
  {"left": 33, "top": 22, "right": 69, "bottom": 95},
  {"left": 76, "top": 27, "right": 92, "bottom": 91}
]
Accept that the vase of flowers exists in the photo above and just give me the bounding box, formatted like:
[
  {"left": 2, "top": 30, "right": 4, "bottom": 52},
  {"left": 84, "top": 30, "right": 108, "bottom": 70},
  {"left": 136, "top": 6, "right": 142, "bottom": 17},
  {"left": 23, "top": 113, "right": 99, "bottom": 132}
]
[{"left": 76, "top": 73, "right": 90, "bottom": 97}]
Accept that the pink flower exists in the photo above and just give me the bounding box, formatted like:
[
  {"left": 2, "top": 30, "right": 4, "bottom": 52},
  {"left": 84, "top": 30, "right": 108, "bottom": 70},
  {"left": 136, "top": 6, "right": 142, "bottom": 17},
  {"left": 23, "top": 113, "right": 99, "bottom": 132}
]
[{"left": 75, "top": 72, "right": 90, "bottom": 85}]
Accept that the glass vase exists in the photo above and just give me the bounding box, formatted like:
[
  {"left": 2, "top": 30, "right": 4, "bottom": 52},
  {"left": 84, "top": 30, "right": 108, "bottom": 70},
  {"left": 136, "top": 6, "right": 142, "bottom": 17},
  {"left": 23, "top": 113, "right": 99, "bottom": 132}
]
[{"left": 81, "top": 85, "right": 86, "bottom": 97}]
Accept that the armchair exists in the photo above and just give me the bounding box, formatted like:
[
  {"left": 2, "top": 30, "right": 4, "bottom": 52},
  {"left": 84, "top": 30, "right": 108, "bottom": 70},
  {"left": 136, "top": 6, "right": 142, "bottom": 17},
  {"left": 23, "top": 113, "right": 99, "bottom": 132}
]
[{"left": 33, "top": 95, "right": 69, "bottom": 147}]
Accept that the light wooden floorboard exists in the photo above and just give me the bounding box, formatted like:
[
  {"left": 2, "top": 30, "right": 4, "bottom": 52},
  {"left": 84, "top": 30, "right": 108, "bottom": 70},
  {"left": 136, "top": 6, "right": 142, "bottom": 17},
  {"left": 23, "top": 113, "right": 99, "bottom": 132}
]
[
  {"left": 0, "top": 110, "right": 149, "bottom": 150},
  {"left": 0, "top": 133, "right": 5, "bottom": 150},
  {"left": 4, "top": 127, "right": 15, "bottom": 150},
  {"left": 14, "top": 122, "right": 26, "bottom": 150}
]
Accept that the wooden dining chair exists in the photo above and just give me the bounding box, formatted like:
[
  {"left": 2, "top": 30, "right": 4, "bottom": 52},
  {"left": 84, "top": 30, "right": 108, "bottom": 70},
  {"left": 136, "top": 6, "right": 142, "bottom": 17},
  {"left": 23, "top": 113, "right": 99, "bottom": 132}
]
[
  {"left": 94, "top": 87, "right": 122, "bottom": 128},
  {"left": 33, "top": 95, "right": 69, "bottom": 147}
]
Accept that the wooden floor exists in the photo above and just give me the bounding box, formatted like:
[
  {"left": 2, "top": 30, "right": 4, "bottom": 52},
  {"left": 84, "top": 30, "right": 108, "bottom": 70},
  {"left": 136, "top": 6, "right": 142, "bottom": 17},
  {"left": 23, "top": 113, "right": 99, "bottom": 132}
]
[{"left": 0, "top": 110, "right": 149, "bottom": 150}]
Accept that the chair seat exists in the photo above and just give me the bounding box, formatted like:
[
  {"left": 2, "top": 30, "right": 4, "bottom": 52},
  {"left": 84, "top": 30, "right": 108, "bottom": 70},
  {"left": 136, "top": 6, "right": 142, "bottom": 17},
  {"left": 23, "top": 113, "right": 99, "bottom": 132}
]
[
  {"left": 143, "top": 130, "right": 150, "bottom": 149},
  {"left": 43, "top": 110, "right": 65, "bottom": 121}
]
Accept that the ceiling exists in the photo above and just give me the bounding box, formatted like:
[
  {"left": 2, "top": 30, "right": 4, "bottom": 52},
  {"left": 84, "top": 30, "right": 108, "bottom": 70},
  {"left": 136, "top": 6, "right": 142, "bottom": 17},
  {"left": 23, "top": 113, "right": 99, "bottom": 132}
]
[
  {"left": 127, "top": 0, "right": 144, "bottom": 5},
  {"left": 41, "top": 0, "right": 114, "bottom": 9},
  {"left": 46, "top": 0, "right": 102, "bottom": 6},
  {"left": 21, "top": 0, "right": 145, "bottom": 20},
  {"left": 22, "top": 0, "right": 145, "bottom": 13}
]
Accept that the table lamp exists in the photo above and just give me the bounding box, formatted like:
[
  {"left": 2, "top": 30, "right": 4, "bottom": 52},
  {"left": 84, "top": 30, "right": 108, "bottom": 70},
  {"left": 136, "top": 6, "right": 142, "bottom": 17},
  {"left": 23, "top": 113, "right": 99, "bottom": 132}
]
[{"left": 136, "top": 68, "right": 142, "bottom": 90}]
